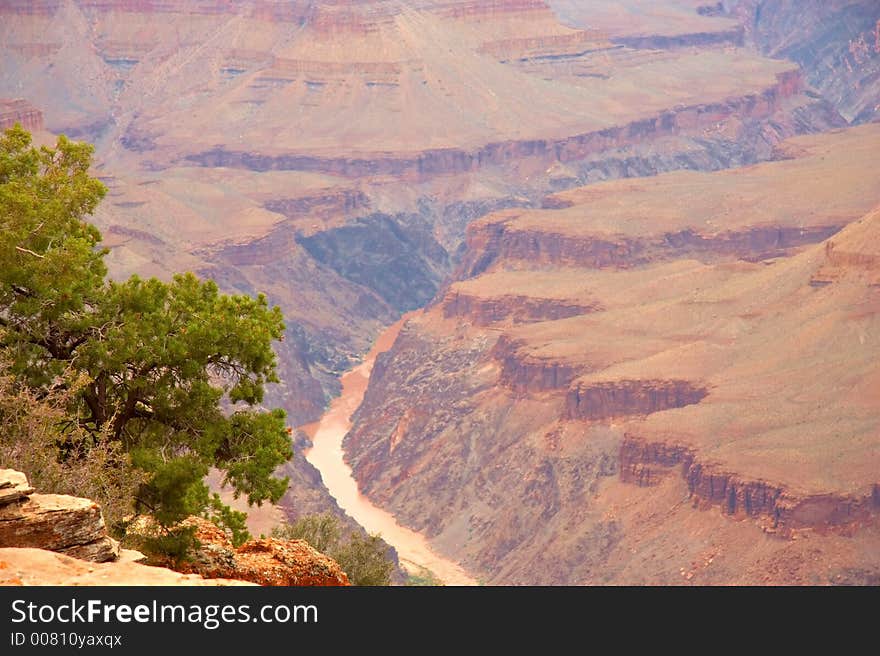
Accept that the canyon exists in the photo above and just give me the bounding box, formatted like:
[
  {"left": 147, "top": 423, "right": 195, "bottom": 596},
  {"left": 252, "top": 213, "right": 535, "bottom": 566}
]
[
  {"left": 1, "top": 0, "right": 865, "bottom": 426},
  {"left": 1, "top": 0, "right": 879, "bottom": 584},
  {"left": 344, "top": 125, "right": 880, "bottom": 583}
]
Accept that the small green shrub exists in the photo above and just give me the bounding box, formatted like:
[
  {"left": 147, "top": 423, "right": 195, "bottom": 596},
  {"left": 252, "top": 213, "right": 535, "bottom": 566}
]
[{"left": 273, "top": 513, "right": 394, "bottom": 586}]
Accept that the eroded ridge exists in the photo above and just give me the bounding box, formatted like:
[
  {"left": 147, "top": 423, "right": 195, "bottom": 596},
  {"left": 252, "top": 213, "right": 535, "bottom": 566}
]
[{"left": 620, "top": 435, "right": 880, "bottom": 534}]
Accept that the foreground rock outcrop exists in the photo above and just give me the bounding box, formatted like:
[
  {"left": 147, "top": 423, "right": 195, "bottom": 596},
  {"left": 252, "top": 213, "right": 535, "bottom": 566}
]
[
  {"left": 148, "top": 517, "right": 350, "bottom": 587},
  {"left": 0, "top": 469, "right": 350, "bottom": 586},
  {"left": 0, "top": 548, "right": 253, "bottom": 586},
  {"left": 0, "top": 469, "right": 119, "bottom": 563}
]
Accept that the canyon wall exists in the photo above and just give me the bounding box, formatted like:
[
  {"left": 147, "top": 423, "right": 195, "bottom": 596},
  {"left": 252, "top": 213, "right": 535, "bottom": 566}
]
[
  {"left": 181, "top": 68, "right": 811, "bottom": 179},
  {"left": 442, "top": 291, "right": 601, "bottom": 326},
  {"left": 458, "top": 218, "right": 843, "bottom": 278},
  {"left": 0, "top": 0, "right": 850, "bottom": 431},
  {"left": 565, "top": 380, "right": 709, "bottom": 421},
  {"left": 729, "top": 0, "right": 880, "bottom": 123},
  {"left": 620, "top": 435, "right": 879, "bottom": 533},
  {"left": 0, "top": 99, "right": 44, "bottom": 132},
  {"left": 344, "top": 126, "right": 880, "bottom": 584}
]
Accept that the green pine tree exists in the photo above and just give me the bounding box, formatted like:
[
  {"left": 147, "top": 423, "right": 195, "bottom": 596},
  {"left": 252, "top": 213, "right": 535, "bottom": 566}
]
[{"left": 0, "top": 124, "right": 292, "bottom": 544}]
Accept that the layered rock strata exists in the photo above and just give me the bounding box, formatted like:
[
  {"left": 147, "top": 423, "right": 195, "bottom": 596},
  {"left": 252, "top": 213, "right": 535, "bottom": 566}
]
[
  {"left": 0, "top": 99, "right": 43, "bottom": 132},
  {"left": 0, "top": 470, "right": 119, "bottom": 563},
  {"left": 620, "top": 436, "right": 880, "bottom": 534}
]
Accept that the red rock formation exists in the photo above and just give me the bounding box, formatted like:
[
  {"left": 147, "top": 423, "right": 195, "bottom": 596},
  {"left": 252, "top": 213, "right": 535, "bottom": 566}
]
[
  {"left": 168, "top": 517, "right": 351, "bottom": 586},
  {"left": 459, "top": 223, "right": 642, "bottom": 275},
  {"left": 619, "top": 437, "right": 694, "bottom": 487},
  {"left": 442, "top": 290, "right": 601, "bottom": 325},
  {"left": 308, "top": 0, "right": 399, "bottom": 36},
  {"left": 620, "top": 435, "right": 880, "bottom": 534},
  {"left": 0, "top": 474, "right": 348, "bottom": 584},
  {"left": 458, "top": 217, "right": 843, "bottom": 277},
  {"left": 183, "top": 69, "right": 807, "bottom": 179},
  {"left": 460, "top": 215, "right": 642, "bottom": 274},
  {"left": 341, "top": 131, "right": 880, "bottom": 584},
  {"left": 263, "top": 188, "right": 371, "bottom": 221},
  {"left": 566, "top": 380, "right": 709, "bottom": 421},
  {"left": 0, "top": 99, "right": 44, "bottom": 132},
  {"left": 478, "top": 30, "right": 611, "bottom": 60},
  {"left": 492, "top": 335, "right": 581, "bottom": 393},
  {"left": 811, "top": 221, "right": 880, "bottom": 286}
]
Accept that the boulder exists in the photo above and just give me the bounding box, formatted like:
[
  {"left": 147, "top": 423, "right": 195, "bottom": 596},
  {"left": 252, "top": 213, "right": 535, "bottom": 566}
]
[
  {"left": 0, "top": 471, "right": 119, "bottom": 563},
  {"left": 0, "top": 494, "right": 106, "bottom": 551}
]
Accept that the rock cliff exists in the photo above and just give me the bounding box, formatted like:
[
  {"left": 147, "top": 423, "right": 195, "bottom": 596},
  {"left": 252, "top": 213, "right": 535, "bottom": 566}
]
[
  {"left": 565, "top": 380, "right": 709, "bottom": 421},
  {"left": 343, "top": 125, "right": 880, "bottom": 584},
  {"left": 0, "top": 0, "right": 848, "bottom": 434},
  {"left": 728, "top": 0, "right": 880, "bottom": 123},
  {"left": 620, "top": 435, "right": 879, "bottom": 534},
  {"left": 0, "top": 99, "right": 43, "bottom": 132},
  {"left": 456, "top": 123, "right": 880, "bottom": 278}
]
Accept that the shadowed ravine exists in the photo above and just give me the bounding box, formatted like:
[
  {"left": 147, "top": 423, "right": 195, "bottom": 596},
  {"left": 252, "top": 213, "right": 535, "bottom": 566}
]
[{"left": 302, "top": 315, "right": 477, "bottom": 586}]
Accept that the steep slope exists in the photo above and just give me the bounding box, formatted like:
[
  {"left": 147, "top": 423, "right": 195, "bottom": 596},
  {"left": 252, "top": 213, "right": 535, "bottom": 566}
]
[
  {"left": 457, "top": 124, "right": 880, "bottom": 277},
  {"left": 344, "top": 124, "right": 880, "bottom": 584},
  {"left": 729, "top": 0, "right": 880, "bottom": 123},
  {"left": 553, "top": 0, "right": 880, "bottom": 124}
]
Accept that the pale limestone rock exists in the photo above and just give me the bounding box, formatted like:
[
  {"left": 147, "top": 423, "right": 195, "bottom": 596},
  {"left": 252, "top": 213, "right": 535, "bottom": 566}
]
[
  {"left": 0, "top": 547, "right": 254, "bottom": 586},
  {"left": 0, "top": 494, "right": 106, "bottom": 555},
  {"left": 0, "top": 469, "right": 35, "bottom": 505}
]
